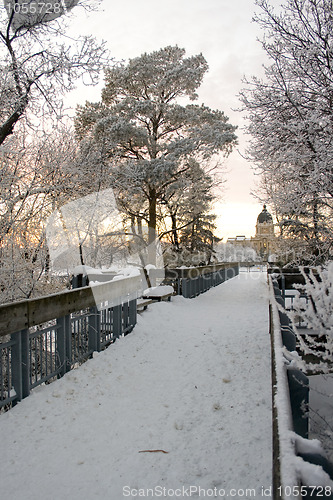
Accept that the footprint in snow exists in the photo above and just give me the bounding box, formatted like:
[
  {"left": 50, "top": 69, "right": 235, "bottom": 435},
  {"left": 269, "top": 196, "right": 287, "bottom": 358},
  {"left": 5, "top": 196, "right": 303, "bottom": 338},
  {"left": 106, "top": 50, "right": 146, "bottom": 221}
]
[{"left": 174, "top": 420, "right": 184, "bottom": 430}]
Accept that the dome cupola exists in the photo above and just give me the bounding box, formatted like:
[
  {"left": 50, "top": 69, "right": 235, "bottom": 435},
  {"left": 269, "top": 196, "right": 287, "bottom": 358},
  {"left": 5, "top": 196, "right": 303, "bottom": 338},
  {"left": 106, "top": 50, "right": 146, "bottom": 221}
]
[{"left": 257, "top": 205, "right": 273, "bottom": 224}]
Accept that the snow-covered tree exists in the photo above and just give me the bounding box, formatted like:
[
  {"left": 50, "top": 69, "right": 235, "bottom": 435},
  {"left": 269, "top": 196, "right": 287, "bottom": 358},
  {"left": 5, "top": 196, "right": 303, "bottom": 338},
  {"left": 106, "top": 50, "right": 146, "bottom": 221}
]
[
  {"left": 0, "top": 0, "right": 106, "bottom": 146},
  {"left": 240, "top": 0, "right": 333, "bottom": 264},
  {"left": 75, "top": 46, "right": 237, "bottom": 263},
  {"left": 285, "top": 264, "right": 333, "bottom": 374},
  {"left": 0, "top": 127, "right": 81, "bottom": 303},
  {"left": 159, "top": 159, "right": 217, "bottom": 258}
]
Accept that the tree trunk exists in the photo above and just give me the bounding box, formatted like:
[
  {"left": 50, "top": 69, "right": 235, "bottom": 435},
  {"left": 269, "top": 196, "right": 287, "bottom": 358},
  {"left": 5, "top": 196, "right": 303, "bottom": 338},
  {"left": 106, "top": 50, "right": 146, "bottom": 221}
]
[
  {"left": 79, "top": 242, "right": 85, "bottom": 266},
  {"left": 171, "top": 212, "right": 180, "bottom": 250},
  {"left": 148, "top": 189, "right": 157, "bottom": 266},
  {"left": 312, "top": 196, "right": 320, "bottom": 260}
]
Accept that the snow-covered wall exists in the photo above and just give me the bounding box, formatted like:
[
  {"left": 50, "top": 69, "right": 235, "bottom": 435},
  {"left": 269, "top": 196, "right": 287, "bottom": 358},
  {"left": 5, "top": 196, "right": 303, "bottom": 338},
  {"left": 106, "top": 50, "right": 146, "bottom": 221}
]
[
  {"left": 269, "top": 278, "right": 333, "bottom": 497},
  {"left": 269, "top": 280, "right": 299, "bottom": 495}
]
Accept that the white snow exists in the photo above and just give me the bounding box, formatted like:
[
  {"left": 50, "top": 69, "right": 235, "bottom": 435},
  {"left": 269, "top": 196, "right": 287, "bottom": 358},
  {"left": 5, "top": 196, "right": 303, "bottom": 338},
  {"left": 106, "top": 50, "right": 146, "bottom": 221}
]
[
  {"left": 0, "top": 272, "right": 272, "bottom": 499},
  {"left": 114, "top": 267, "right": 142, "bottom": 278},
  {"left": 72, "top": 264, "right": 94, "bottom": 276},
  {"left": 145, "top": 264, "right": 157, "bottom": 271},
  {"left": 294, "top": 433, "right": 325, "bottom": 456},
  {"left": 293, "top": 434, "right": 333, "bottom": 487},
  {"left": 294, "top": 456, "right": 333, "bottom": 488},
  {"left": 143, "top": 285, "right": 174, "bottom": 297}
]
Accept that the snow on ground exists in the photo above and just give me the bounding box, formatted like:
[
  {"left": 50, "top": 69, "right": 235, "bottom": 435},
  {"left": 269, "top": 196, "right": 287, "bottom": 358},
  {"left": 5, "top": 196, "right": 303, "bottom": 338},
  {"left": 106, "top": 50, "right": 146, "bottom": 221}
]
[{"left": 0, "top": 272, "right": 272, "bottom": 499}]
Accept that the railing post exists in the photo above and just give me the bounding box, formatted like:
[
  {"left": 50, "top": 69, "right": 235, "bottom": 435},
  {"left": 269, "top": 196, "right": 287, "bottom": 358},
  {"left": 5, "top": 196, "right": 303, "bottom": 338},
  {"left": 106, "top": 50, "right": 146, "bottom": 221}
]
[
  {"left": 113, "top": 304, "right": 122, "bottom": 339},
  {"left": 181, "top": 278, "right": 187, "bottom": 298},
  {"left": 281, "top": 274, "right": 286, "bottom": 301},
  {"left": 11, "top": 331, "right": 22, "bottom": 403},
  {"left": 21, "top": 329, "right": 29, "bottom": 399},
  {"left": 88, "top": 306, "right": 100, "bottom": 353},
  {"left": 128, "top": 299, "right": 137, "bottom": 333},
  {"left": 123, "top": 301, "right": 130, "bottom": 335},
  {"left": 177, "top": 278, "right": 181, "bottom": 296},
  {"left": 11, "top": 329, "right": 30, "bottom": 402},
  {"left": 57, "top": 315, "right": 71, "bottom": 376},
  {"left": 199, "top": 275, "right": 204, "bottom": 294},
  {"left": 190, "top": 278, "right": 195, "bottom": 298}
]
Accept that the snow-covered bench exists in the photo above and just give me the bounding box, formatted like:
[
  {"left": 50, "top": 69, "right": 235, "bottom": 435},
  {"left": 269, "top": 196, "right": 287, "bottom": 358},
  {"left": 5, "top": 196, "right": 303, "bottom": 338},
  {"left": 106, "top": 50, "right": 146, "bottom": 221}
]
[
  {"left": 142, "top": 285, "right": 174, "bottom": 302},
  {"left": 137, "top": 298, "right": 153, "bottom": 312}
]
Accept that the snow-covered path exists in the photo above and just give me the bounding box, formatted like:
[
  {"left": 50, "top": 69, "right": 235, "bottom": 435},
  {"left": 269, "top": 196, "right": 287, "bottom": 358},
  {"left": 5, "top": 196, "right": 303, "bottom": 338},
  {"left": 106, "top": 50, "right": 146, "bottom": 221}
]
[{"left": 1, "top": 272, "right": 272, "bottom": 500}]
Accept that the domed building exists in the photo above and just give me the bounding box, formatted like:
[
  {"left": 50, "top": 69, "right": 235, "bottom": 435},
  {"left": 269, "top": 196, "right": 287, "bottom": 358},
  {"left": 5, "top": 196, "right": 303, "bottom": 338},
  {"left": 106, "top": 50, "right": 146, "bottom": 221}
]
[
  {"left": 250, "top": 205, "right": 276, "bottom": 259},
  {"left": 226, "top": 205, "right": 276, "bottom": 261},
  {"left": 257, "top": 205, "right": 273, "bottom": 225}
]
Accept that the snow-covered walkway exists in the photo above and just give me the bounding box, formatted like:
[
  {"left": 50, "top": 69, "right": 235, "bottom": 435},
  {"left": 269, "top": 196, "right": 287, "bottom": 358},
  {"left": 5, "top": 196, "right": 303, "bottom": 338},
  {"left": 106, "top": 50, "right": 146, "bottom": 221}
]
[{"left": 1, "top": 272, "right": 272, "bottom": 500}]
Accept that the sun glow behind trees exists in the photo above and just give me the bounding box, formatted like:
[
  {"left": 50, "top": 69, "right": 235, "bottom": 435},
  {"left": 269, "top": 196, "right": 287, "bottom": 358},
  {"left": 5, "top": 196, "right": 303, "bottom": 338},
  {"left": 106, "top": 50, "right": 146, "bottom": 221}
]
[{"left": 0, "top": 37, "right": 237, "bottom": 301}]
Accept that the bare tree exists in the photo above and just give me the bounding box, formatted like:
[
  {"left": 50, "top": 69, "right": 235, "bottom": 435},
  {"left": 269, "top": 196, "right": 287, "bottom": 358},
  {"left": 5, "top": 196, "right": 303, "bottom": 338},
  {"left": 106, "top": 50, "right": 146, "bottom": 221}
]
[
  {"left": 0, "top": 0, "right": 107, "bottom": 146},
  {"left": 240, "top": 0, "right": 333, "bottom": 264}
]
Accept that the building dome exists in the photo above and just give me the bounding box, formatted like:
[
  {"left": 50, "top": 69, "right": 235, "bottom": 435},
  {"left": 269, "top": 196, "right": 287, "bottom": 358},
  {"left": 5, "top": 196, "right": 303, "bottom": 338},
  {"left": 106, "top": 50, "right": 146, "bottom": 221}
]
[{"left": 257, "top": 205, "right": 273, "bottom": 224}]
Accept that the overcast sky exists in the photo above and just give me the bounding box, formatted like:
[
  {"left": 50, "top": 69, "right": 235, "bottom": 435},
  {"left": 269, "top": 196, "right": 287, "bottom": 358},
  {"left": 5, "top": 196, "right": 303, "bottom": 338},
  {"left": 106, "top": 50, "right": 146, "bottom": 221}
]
[{"left": 65, "top": 0, "right": 280, "bottom": 240}]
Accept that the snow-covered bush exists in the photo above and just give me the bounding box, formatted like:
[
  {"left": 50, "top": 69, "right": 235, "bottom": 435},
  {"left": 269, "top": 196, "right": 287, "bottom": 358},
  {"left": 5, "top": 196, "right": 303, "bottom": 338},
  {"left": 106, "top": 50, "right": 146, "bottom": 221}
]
[{"left": 288, "top": 263, "right": 333, "bottom": 373}]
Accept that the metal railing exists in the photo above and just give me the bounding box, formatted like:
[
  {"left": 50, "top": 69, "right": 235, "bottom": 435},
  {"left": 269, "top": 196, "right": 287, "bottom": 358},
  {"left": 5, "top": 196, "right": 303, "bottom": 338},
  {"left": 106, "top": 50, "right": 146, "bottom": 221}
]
[
  {"left": 150, "top": 262, "right": 240, "bottom": 298},
  {"left": 0, "top": 276, "right": 140, "bottom": 411},
  {"left": 0, "top": 263, "right": 240, "bottom": 412},
  {"left": 269, "top": 273, "right": 333, "bottom": 498},
  {"left": 267, "top": 267, "right": 311, "bottom": 327}
]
